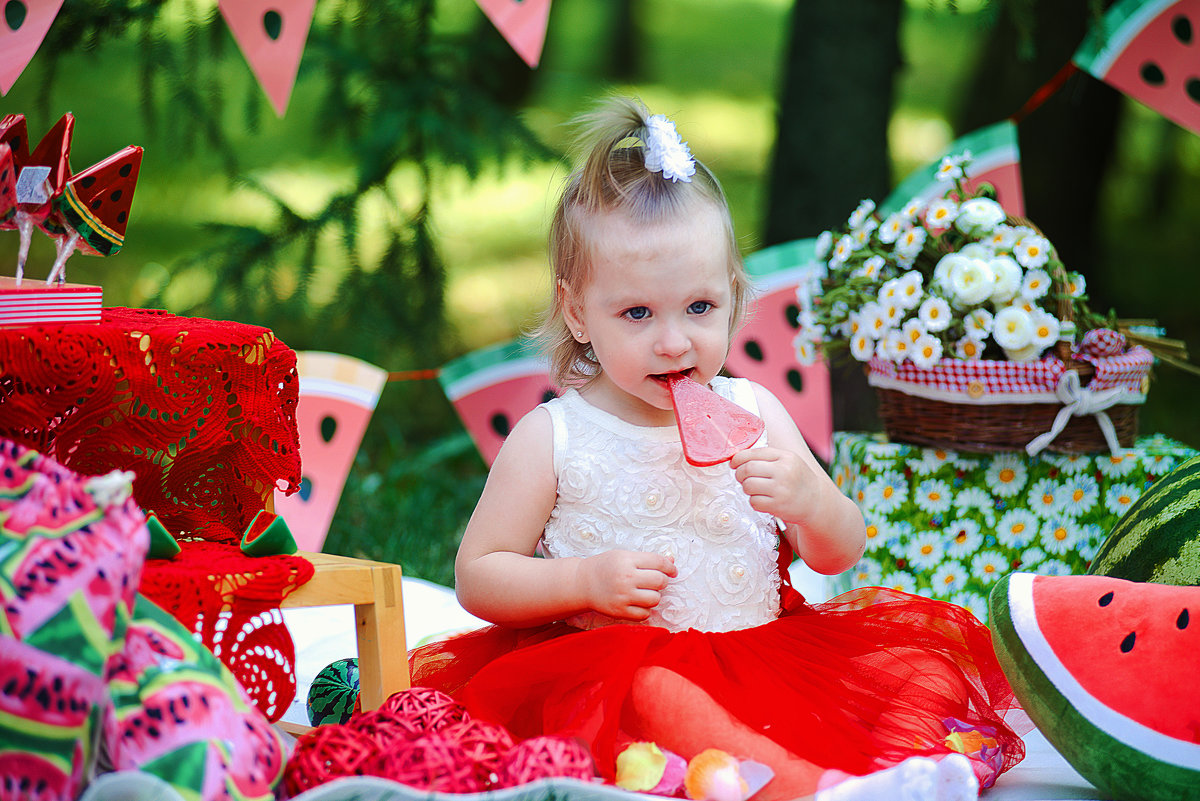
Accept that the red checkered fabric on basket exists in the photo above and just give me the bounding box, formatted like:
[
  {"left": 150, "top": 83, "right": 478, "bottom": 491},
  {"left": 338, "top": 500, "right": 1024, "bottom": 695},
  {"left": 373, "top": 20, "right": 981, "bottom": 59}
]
[{"left": 869, "top": 346, "right": 1152, "bottom": 397}]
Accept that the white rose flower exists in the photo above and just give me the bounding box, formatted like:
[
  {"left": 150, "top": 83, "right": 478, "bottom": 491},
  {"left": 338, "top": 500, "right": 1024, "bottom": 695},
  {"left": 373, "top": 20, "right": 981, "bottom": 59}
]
[
  {"left": 933, "top": 253, "right": 966, "bottom": 288},
  {"left": 948, "top": 257, "right": 995, "bottom": 307},
  {"left": 988, "top": 256, "right": 1023, "bottom": 304},
  {"left": 1021, "top": 268, "right": 1052, "bottom": 300},
  {"left": 918, "top": 296, "right": 952, "bottom": 332},
  {"left": 959, "top": 242, "right": 994, "bottom": 261},
  {"left": 878, "top": 213, "right": 908, "bottom": 244},
  {"left": 924, "top": 198, "right": 958, "bottom": 229},
  {"left": 993, "top": 306, "right": 1034, "bottom": 350},
  {"left": 1004, "top": 342, "right": 1043, "bottom": 362},
  {"left": 1030, "top": 309, "right": 1060, "bottom": 348},
  {"left": 1014, "top": 234, "right": 1051, "bottom": 268},
  {"left": 848, "top": 199, "right": 876, "bottom": 229},
  {"left": 954, "top": 197, "right": 1006, "bottom": 236},
  {"left": 963, "top": 307, "right": 994, "bottom": 340},
  {"left": 911, "top": 333, "right": 944, "bottom": 368},
  {"left": 814, "top": 230, "right": 834, "bottom": 260}
]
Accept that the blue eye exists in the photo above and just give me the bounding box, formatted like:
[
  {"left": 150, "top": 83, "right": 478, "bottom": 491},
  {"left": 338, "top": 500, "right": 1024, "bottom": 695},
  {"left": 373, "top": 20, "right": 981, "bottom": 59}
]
[
  {"left": 689, "top": 300, "right": 713, "bottom": 314},
  {"left": 624, "top": 306, "right": 650, "bottom": 320}
]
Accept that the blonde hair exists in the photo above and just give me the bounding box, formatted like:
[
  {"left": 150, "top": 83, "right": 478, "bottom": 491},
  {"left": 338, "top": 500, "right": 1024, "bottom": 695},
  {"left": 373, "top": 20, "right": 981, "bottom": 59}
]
[{"left": 536, "top": 97, "right": 749, "bottom": 387}]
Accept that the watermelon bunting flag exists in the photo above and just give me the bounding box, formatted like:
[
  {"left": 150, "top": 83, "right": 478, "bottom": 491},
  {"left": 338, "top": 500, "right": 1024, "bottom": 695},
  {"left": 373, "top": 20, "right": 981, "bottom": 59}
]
[
  {"left": 219, "top": 0, "right": 317, "bottom": 117},
  {"left": 1075, "top": 0, "right": 1200, "bottom": 136},
  {"left": 877, "top": 120, "right": 1025, "bottom": 218},
  {"left": 46, "top": 144, "right": 143, "bottom": 284},
  {"left": 475, "top": 0, "right": 553, "bottom": 68},
  {"left": 0, "top": 0, "right": 64, "bottom": 95}
]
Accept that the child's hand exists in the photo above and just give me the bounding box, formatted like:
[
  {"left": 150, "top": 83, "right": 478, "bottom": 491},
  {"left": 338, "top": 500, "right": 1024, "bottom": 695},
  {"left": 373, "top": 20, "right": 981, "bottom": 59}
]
[
  {"left": 729, "top": 446, "right": 812, "bottom": 524},
  {"left": 579, "top": 550, "right": 677, "bottom": 621}
]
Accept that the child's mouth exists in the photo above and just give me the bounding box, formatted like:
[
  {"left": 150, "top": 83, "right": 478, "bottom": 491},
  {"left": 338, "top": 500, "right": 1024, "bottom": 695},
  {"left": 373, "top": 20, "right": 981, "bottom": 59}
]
[{"left": 652, "top": 369, "right": 693, "bottom": 385}]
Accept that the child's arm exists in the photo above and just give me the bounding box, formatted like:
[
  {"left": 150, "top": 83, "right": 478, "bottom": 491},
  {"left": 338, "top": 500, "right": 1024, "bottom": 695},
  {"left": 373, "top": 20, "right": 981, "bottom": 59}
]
[
  {"left": 454, "top": 407, "right": 677, "bottom": 627},
  {"left": 729, "top": 383, "right": 866, "bottom": 575}
]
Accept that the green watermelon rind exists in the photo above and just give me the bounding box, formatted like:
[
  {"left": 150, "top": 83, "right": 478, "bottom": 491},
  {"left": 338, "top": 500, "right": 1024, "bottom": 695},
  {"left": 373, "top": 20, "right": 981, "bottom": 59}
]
[
  {"left": 1088, "top": 454, "right": 1200, "bottom": 584},
  {"left": 439, "top": 337, "right": 552, "bottom": 401},
  {"left": 991, "top": 573, "right": 1200, "bottom": 800},
  {"left": 877, "top": 120, "right": 1020, "bottom": 217},
  {"left": 1074, "top": 0, "right": 1177, "bottom": 77},
  {"left": 58, "top": 183, "right": 124, "bottom": 257},
  {"left": 742, "top": 238, "right": 817, "bottom": 282}
]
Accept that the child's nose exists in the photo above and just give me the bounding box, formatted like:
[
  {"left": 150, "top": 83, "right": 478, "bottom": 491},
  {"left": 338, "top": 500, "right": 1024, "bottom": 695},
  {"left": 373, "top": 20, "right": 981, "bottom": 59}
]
[{"left": 654, "top": 322, "right": 690, "bottom": 357}]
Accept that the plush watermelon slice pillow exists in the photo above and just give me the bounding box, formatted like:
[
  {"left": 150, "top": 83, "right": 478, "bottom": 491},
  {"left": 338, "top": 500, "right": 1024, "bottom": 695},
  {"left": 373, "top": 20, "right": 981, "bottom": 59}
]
[{"left": 989, "top": 573, "right": 1200, "bottom": 801}]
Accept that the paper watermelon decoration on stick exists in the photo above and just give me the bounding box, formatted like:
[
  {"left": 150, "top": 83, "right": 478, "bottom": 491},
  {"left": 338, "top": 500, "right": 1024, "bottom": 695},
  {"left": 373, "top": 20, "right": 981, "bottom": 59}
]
[
  {"left": 46, "top": 144, "right": 142, "bottom": 285},
  {"left": 1076, "top": 0, "right": 1200, "bottom": 136},
  {"left": 0, "top": 144, "right": 15, "bottom": 228},
  {"left": 990, "top": 572, "right": 1200, "bottom": 801},
  {"left": 14, "top": 111, "right": 72, "bottom": 282}
]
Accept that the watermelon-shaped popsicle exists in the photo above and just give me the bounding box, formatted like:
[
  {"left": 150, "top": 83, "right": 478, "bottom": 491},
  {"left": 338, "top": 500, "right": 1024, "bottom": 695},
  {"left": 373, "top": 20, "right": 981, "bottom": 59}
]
[
  {"left": 989, "top": 573, "right": 1200, "bottom": 801},
  {"left": 667, "top": 374, "right": 764, "bottom": 466},
  {"left": 1075, "top": 0, "right": 1200, "bottom": 136}
]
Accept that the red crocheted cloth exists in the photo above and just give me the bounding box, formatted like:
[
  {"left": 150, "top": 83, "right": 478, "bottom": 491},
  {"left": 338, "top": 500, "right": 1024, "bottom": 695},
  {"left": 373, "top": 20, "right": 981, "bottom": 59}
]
[
  {"left": 0, "top": 306, "right": 302, "bottom": 544},
  {"left": 140, "top": 540, "right": 314, "bottom": 721}
]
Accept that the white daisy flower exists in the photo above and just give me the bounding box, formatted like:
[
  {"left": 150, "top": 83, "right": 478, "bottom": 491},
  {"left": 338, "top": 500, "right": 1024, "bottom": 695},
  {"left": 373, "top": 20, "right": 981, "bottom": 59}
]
[
  {"left": 859, "top": 301, "right": 888, "bottom": 339},
  {"left": 988, "top": 224, "right": 1020, "bottom": 251},
  {"left": 931, "top": 562, "right": 969, "bottom": 594},
  {"left": 992, "top": 306, "right": 1034, "bottom": 350},
  {"left": 972, "top": 551, "right": 1009, "bottom": 585},
  {"left": 878, "top": 277, "right": 904, "bottom": 306},
  {"left": 918, "top": 296, "right": 952, "bottom": 332},
  {"left": 851, "top": 219, "right": 878, "bottom": 246},
  {"left": 963, "top": 307, "right": 994, "bottom": 340},
  {"left": 848, "top": 199, "right": 876, "bottom": 229},
  {"left": 814, "top": 230, "right": 834, "bottom": 261},
  {"left": 832, "top": 234, "right": 857, "bottom": 265},
  {"left": 950, "top": 590, "right": 989, "bottom": 622},
  {"left": 935, "top": 153, "right": 968, "bottom": 182},
  {"left": 850, "top": 332, "right": 875, "bottom": 361},
  {"left": 1097, "top": 451, "right": 1139, "bottom": 478},
  {"left": 1030, "top": 309, "right": 1061, "bottom": 348},
  {"left": 1039, "top": 559, "right": 1074, "bottom": 576},
  {"left": 878, "top": 213, "right": 909, "bottom": 244},
  {"left": 901, "top": 318, "right": 929, "bottom": 347},
  {"left": 948, "top": 257, "right": 995, "bottom": 307},
  {"left": 911, "top": 333, "right": 943, "bottom": 369},
  {"left": 1142, "top": 450, "right": 1180, "bottom": 475},
  {"left": 884, "top": 329, "right": 911, "bottom": 363},
  {"left": 854, "top": 254, "right": 886, "bottom": 280},
  {"left": 996, "top": 508, "right": 1038, "bottom": 548},
  {"left": 955, "top": 198, "right": 1006, "bottom": 236},
  {"left": 1028, "top": 477, "right": 1065, "bottom": 518},
  {"left": 1020, "top": 546, "right": 1048, "bottom": 570},
  {"left": 849, "top": 557, "right": 883, "bottom": 586},
  {"left": 954, "top": 487, "right": 994, "bottom": 514},
  {"left": 985, "top": 454, "right": 1028, "bottom": 497},
  {"left": 894, "top": 226, "right": 928, "bottom": 260},
  {"left": 1040, "top": 517, "right": 1081, "bottom": 556},
  {"left": 954, "top": 336, "right": 985, "bottom": 360},
  {"left": 881, "top": 570, "right": 918, "bottom": 594},
  {"left": 946, "top": 519, "right": 984, "bottom": 559},
  {"left": 900, "top": 198, "right": 923, "bottom": 219},
  {"left": 1064, "top": 272, "right": 1086, "bottom": 298},
  {"left": 1014, "top": 234, "right": 1051, "bottom": 268},
  {"left": 907, "top": 448, "right": 959, "bottom": 474},
  {"left": 1043, "top": 452, "right": 1091, "bottom": 474},
  {"left": 1020, "top": 268, "right": 1052, "bottom": 300},
  {"left": 794, "top": 335, "right": 820, "bottom": 366},
  {"left": 896, "top": 271, "right": 924, "bottom": 309},
  {"left": 1104, "top": 482, "right": 1142, "bottom": 516},
  {"left": 914, "top": 478, "right": 953, "bottom": 513},
  {"left": 1078, "top": 523, "right": 1107, "bottom": 562},
  {"left": 924, "top": 198, "right": 959, "bottom": 229},
  {"left": 988, "top": 256, "right": 1023, "bottom": 304},
  {"left": 907, "top": 530, "right": 947, "bottom": 570}
]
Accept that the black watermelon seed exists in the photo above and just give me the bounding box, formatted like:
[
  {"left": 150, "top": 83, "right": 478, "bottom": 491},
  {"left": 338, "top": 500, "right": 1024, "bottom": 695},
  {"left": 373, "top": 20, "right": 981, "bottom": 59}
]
[
  {"left": 1141, "top": 61, "right": 1166, "bottom": 86},
  {"left": 1173, "top": 14, "right": 1193, "bottom": 44},
  {"left": 491, "top": 413, "right": 511, "bottom": 437},
  {"left": 1099, "top": 591, "right": 1114, "bottom": 606},
  {"left": 1187, "top": 77, "right": 1200, "bottom": 103},
  {"left": 1120, "top": 631, "right": 1136, "bottom": 653},
  {"left": 743, "top": 340, "right": 764, "bottom": 362},
  {"left": 784, "top": 303, "right": 801, "bottom": 329},
  {"left": 1178, "top": 608, "right": 1190, "bottom": 629},
  {"left": 787, "top": 368, "right": 804, "bottom": 393}
]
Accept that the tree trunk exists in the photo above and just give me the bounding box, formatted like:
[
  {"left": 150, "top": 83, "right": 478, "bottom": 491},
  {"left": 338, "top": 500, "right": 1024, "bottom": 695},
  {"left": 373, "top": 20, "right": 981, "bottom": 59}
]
[{"left": 764, "top": 0, "right": 904, "bottom": 432}]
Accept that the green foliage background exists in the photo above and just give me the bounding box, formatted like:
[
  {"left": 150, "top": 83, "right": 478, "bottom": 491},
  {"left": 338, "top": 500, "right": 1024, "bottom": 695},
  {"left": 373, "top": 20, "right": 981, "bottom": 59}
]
[{"left": 2, "top": 0, "right": 1198, "bottom": 585}]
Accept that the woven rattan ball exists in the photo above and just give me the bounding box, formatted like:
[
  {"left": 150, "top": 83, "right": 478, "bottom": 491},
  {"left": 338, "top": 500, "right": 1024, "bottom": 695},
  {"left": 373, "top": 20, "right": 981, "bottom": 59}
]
[
  {"left": 440, "top": 717, "right": 516, "bottom": 789},
  {"left": 283, "top": 722, "right": 379, "bottom": 795},
  {"left": 349, "top": 707, "right": 423, "bottom": 750},
  {"left": 499, "top": 735, "right": 596, "bottom": 788},
  {"left": 379, "top": 686, "right": 470, "bottom": 733},
  {"left": 379, "top": 731, "right": 481, "bottom": 793}
]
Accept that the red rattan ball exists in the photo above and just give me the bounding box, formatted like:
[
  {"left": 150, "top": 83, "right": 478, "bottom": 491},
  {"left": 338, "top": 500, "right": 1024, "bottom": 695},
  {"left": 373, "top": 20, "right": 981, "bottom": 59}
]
[
  {"left": 379, "top": 732, "right": 481, "bottom": 793},
  {"left": 498, "top": 735, "right": 596, "bottom": 788},
  {"left": 283, "top": 723, "right": 379, "bottom": 795},
  {"left": 440, "top": 717, "right": 516, "bottom": 789},
  {"left": 349, "top": 707, "right": 424, "bottom": 750},
  {"left": 379, "top": 686, "right": 470, "bottom": 733}
]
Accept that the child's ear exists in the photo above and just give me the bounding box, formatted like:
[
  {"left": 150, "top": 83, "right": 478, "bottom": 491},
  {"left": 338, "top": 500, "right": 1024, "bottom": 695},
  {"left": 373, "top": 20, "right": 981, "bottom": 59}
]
[{"left": 559, "top": 280, "right": 587, "bottom": 342}]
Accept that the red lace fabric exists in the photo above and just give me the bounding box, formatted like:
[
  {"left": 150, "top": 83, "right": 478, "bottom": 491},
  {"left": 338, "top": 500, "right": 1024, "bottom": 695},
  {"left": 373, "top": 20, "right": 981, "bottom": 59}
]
[
  {"left": 411, "top": 583, "right": 1027, "bottom": 798},
  {"left": 1, "top": 307, "right": 311, "bottom": 721},
  {"left": 140, "top": 541, "right": 314, "bottom": 722},
  {"left": 0, "top": 306, "right": 301, "bottom": 544}
]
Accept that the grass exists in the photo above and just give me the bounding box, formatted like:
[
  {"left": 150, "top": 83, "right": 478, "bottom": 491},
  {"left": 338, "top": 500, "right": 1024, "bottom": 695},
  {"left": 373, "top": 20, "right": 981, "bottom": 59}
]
[{"left": 3, "top": 1, "right": 1198, "bottom": 583}]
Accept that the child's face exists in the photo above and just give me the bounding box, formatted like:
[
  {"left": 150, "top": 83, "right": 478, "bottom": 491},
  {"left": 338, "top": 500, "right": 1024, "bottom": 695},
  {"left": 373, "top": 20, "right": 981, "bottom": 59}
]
[{"left": 565, "top": 204, "right": 734, "bottom": 426}]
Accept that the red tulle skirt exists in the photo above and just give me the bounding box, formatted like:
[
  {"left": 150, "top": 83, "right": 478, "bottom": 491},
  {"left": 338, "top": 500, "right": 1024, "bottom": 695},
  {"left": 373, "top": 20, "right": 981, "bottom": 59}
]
[{"left": 409, "top": 586, "right": 1025, "bottom": 796}]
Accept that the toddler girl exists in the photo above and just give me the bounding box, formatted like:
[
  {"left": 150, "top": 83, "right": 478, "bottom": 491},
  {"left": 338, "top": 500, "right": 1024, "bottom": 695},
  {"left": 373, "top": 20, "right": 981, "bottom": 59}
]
[{"left": 410, "top": 98, "right": 1024, "bottom": 801}]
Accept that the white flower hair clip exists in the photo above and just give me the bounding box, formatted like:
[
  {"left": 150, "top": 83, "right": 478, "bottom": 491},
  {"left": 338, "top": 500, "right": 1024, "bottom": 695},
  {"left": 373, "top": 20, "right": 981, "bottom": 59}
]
[{"left": 643, "top": 114, "right": 695, "bottom": 183}]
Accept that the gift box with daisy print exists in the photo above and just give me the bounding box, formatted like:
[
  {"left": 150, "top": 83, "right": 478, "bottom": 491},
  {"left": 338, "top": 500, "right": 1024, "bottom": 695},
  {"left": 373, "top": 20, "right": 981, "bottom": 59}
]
[{"left": 828, "top": 431, "right": 1195, "bottom": 623}]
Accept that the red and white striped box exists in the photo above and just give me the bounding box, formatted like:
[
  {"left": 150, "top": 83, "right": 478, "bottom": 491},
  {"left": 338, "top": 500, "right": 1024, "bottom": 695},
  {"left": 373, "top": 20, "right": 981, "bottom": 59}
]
[{"left": 0, "top": 276, "right": 103, "bottom": 327}]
